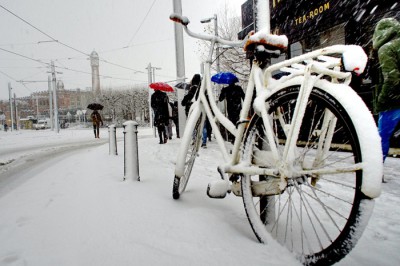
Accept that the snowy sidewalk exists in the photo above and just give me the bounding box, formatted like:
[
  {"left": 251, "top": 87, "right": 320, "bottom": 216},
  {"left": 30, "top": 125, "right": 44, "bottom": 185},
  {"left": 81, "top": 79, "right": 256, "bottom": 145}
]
[
  {"left": 0, "top": 127, "right": 399, "bottom": 265},
  {"left": 0, "top": 128, "right": 300, "bottom": 266}
]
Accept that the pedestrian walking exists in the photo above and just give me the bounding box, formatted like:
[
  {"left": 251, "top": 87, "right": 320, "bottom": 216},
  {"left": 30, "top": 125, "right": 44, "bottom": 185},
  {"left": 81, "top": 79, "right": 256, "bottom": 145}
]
[
  {"left": 372, "top": 17, "right": 400, "bottom": 165},
  {"left": 166, "top": 99, "right": 173, "bottom": 139},
  {"left": 201, "top": 118, "right": 212, "bottom": 148},
  {"left": 219, "top": 81, "right": 245, "bottom": 143},
  {"left": 170, "top": 101, "right": 180, "bottom": 138},
  {"left": 151, "top": 89, "right": 170, "bottom": 144},
  {"left": 181, "top": 74, "right": 201, "bottom": 117},
  {"left": 90, "top": 110, "right": 103, "bottom": 138}
]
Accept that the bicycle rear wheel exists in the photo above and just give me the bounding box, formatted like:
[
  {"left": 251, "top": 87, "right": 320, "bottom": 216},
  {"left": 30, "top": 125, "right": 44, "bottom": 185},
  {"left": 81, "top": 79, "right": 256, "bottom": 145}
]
[
  {"left": 172, "top": 112, "right": 203, "bottom": 199},
  {"left": 241, "top": 85, "right": 376, "bottom": 265}
]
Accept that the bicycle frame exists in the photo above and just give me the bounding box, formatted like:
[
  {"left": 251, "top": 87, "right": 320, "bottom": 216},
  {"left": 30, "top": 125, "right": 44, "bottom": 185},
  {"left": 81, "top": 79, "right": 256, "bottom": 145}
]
[{"left": 172, "top": 13, "right": 371, "bottom": 193}]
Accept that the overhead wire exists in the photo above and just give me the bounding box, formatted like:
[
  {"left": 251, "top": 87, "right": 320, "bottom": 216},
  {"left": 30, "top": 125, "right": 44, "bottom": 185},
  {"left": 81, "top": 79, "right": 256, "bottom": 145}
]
[
  {"left": 126, "top": 0, "right": 158, "bottom": 46},
  {"left": 0, "top": 4, "right": 151, "bottom": 79},
  {"left": 0, "top": 69, "right": 33, "bottom": 93},
  {"left": 0, "top": 4, "right": 88, "bottom": 57},
  {"left": 0, "top": 47, "right": 147, "bottom": 85}
]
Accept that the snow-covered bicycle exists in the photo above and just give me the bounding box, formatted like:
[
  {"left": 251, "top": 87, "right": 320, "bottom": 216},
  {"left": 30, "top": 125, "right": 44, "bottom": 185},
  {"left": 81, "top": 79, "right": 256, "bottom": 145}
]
[{"left": 170, "top": 13, "right": 382, "bottom": 265}]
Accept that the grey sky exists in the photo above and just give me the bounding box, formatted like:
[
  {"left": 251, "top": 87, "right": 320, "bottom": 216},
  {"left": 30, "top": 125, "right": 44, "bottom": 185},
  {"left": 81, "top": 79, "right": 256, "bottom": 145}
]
[{"left": 0, "top": 0, "right": 243, "bottom": 100}]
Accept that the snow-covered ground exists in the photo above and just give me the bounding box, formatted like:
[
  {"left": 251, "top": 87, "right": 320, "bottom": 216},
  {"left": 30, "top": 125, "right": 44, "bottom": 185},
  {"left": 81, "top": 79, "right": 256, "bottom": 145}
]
[{"left": 0, "top": 127, "right": 399, "bottom": 265}]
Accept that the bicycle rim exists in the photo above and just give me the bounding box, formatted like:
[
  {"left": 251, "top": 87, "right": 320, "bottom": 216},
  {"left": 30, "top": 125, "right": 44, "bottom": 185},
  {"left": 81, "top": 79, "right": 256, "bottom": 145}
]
[
  {"left": 172, "top": 113, "right": 203, "bottom": 199},
  {"left": 241, "top": 86, "right": 373, "bottom": 265}
]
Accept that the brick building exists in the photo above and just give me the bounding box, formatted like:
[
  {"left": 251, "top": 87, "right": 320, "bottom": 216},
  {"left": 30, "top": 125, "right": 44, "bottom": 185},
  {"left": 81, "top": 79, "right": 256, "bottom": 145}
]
[{"left": 0, "top": 87, "right": 93, "bottom": 128}]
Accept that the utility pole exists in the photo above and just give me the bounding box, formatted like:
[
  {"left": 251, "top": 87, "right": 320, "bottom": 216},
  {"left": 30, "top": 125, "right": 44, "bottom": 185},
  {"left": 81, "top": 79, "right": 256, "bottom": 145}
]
[
  {"left": 172, "top": 0, "right": 186, "bottom": 135},
  {"left": 48, "top": 75, "right": 54, "bottom": 130},
  {"left": 201, "top": 14, "right": 220, "bottom": 101},
  {"left": 146, "top": 63, "right": 162, "bottom": 129},
  {"left": 8, "top": 82, "right": 14, "bottom": 131},
  {"left": 151, "top": 66, "right": 161, "bottom": 83},
  {"left": 36, "top": 95, "right": 39, "bottom": 118},
  {"left": 51, "top": 61, "right": 60, "bottom": 133},
  {"left": 146, "top": 63, "right": 153, "bottom": 129},
  {"left": 14, "top": 93, "right": 18, "bottom": 130}
]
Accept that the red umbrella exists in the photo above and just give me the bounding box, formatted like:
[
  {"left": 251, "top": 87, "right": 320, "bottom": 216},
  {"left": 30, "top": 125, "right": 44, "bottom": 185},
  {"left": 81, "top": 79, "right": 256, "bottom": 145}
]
[{"left": 149, "top": 82, "right": 174, "bottom": 92}]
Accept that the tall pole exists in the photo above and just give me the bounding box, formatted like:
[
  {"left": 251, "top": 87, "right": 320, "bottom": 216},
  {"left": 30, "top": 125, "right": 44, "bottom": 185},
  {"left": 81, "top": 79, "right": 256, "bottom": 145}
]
[
  {"left": 14, "top": 93, "right": 18, "bottom": 130},
  {"left": 8, "top": 82, "right": 14, "bottom": 131},
  {"left": 48, "top": 75, "right": 54, "bottom": 130},
  {"left": 51, "top": 61, "right": 59, "bottom": 133},
  {"left": 172, "top": 0, "right": 186, "bottom": 135},
  {"left": 147, "top": 63, "right": 153, "bottom": 129},
  {"left": 151, "top": 66, "right": 161, "bottom": 83},
  {"left": 36, "top": 96, "right": 39, "bottom": 118},
  {"left": 214, "top": 14, "right": 220, "bottom": 73}
]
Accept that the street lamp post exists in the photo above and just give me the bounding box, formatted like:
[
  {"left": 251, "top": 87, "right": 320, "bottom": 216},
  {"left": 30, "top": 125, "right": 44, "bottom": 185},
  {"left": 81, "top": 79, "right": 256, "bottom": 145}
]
[
  {"left": 201, "top": 14, "right": 220, "bottom": 73},
  {"left": 172, "top": 0, "right": 186, "bottom": 136},
  {"left": 48, "top": 75, "right": 54, "bottom": 130},
  {"left": 201, "top": 14, "right": 221, "bottom": 103},
  {"left": 146, "top": 63, "right": 161, "bottom": 137},
  {"left": 8, "top": 82, "right": 14, "bottom": 131},
  {"left": 51, "top": 61, "right": 60, "bottom": 133}
]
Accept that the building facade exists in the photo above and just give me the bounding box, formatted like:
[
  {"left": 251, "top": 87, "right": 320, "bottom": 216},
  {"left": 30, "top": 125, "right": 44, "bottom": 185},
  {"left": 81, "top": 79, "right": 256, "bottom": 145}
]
[
  {"left": 0, "top": 87, "right": 93, "bottom": 129},
  {"left": 240, "top": 0, "right": 399, "bottom": 110},
  {"left": 239, "top": 0, "right": 400, "bottom": 149}
]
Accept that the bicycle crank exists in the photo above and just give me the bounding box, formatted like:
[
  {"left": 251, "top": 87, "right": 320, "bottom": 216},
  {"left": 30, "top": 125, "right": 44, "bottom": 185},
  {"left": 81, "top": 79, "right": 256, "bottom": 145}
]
[{"left": 207, "top": 178, "right": 282, "bottom": 198}]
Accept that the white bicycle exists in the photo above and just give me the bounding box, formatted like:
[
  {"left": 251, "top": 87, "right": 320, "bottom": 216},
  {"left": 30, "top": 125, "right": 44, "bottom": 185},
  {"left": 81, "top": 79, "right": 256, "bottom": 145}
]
[{"left": 170, "top": 14, "right": 382, "bottom": 265}]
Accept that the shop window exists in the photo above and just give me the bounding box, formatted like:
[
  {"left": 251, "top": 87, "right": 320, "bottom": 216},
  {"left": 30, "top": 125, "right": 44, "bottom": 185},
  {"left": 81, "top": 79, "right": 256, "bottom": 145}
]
[{"left": 290, "top": 23, "right": 346, "bottom": 57}]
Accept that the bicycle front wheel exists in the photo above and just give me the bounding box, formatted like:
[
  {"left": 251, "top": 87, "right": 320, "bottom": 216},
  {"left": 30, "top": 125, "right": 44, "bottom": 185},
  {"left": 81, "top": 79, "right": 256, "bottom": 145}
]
[
  {"left": 172, "top": 112, "right": 203, "bottom": 199},
  {"left": 241, "top": 85, "right": 377, "bottom": 265}
]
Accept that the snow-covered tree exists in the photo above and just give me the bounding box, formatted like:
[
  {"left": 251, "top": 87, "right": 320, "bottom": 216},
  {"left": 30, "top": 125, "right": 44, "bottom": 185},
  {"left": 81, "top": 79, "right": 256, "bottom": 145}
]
[{"left": 198, "top": 3, "right": 250, "bottom": 83}]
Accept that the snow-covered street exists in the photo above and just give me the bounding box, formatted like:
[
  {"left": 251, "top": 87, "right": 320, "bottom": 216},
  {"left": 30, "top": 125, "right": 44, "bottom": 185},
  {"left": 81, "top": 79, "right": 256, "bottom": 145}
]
[{"left": 0, "top": 127, "right": 399, "bottom": 265}]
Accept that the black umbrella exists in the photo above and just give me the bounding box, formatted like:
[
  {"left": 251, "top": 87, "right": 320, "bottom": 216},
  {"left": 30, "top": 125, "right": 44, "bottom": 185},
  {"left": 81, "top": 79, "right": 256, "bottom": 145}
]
[
  {"left": 175, "top": 82, "right": 190, "bottom": 90},
  {"left": 87, "top": 103, "right": 104, "bottom": 110}
]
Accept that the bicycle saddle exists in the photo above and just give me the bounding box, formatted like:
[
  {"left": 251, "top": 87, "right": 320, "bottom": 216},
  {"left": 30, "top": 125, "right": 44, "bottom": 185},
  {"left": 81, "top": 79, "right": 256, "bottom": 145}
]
[{"left": 244, "top": 29, "right": 288, "bottom": 54}]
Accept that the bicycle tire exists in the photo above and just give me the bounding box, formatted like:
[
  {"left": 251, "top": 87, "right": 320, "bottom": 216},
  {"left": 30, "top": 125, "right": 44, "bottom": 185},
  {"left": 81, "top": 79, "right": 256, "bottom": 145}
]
[
  {"left": 241, "top": 85, "right": 376, "bottom": 265},
  {"left": 172, "top": 112, "right": 203, "bottom": 199}
]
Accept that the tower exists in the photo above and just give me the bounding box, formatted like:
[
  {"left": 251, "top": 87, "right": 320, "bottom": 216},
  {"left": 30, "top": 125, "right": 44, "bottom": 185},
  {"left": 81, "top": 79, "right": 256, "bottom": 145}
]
[{"left": 90, "top": 50, "right": 100, "bottom": 97}]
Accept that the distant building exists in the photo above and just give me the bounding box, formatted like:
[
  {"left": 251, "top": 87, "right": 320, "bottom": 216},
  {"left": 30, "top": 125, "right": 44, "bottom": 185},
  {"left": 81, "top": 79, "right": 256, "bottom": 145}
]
[{"left": 0, "top": 87, "right": 93, "bottom": 127}]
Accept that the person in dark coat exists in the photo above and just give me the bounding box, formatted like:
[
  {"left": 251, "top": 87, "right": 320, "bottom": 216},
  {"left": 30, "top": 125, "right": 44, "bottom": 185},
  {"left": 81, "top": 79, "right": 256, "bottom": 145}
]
[
  {"left": 181, "top": 74, "right": 201, "bottom": 116},
  {"left": 170, "top": 101, "right": 179, "bottom": 138},
  {"left": 90, "top": 110, "right": 103, "bottom": 138},
  {"left": 372, "top": 17, "right": 400, "bottom": 163},
  {"left": 151, "top": 90, "right": 170, "bottom": 144},
  {"left": 219, "top": 81, "right": 245, "bottom": 142}
]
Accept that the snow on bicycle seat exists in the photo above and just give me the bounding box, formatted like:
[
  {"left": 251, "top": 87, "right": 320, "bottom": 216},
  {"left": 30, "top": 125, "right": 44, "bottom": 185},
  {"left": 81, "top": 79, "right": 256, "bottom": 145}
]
[{"left": 244, "top": 28, "right": 288, "bottom": 54}]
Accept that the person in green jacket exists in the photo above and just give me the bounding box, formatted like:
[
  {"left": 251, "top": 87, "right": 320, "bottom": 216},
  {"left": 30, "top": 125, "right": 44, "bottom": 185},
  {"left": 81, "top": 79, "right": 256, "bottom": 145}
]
[{"left": 372, "top": 17, "right": 400, "bottom": 162}]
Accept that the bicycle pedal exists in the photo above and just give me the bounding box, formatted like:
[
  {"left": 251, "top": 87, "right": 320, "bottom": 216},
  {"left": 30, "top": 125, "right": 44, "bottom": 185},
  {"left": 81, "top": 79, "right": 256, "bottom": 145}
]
[{"left": 207, "top": 180, "right": 230, "bottom": 199}]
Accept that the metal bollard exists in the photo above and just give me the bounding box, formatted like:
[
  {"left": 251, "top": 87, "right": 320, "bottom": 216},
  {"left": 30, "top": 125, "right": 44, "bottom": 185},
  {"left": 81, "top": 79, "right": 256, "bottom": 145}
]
[
  {"left": 123, "top": 121, "right": 140, "bottom": 181},
  {"left": 108, "top": 124, "right": 118, "bottom": 155}
]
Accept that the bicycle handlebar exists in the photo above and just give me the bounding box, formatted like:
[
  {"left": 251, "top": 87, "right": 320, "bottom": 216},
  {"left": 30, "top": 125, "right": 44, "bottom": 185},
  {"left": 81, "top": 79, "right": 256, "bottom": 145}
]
[{"left": 170, "top": 13, "right": 245, "bottom": 48}]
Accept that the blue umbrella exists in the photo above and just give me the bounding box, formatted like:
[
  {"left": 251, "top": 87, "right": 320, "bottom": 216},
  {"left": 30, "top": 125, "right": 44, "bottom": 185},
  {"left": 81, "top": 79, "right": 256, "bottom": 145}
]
[{"left": 211, "top": 72, "right": 239, "bottom": 85}]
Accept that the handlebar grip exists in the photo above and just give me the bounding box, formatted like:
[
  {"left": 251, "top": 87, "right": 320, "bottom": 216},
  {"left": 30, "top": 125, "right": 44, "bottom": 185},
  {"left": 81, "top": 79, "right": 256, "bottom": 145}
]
[{"left": 169, "top": 13, "right": 190, "bottom": 26}]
